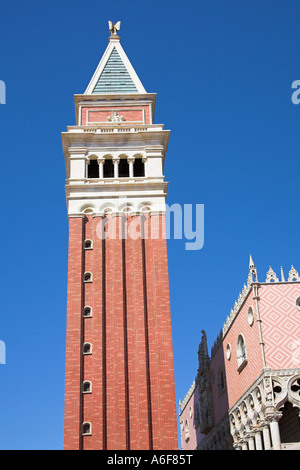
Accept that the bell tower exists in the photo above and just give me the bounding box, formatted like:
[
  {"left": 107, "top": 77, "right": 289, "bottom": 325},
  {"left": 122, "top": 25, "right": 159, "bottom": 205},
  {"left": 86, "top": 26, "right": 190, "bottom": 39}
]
[{"left": 62, "top": 23, "right": 178, "bottom": 450}]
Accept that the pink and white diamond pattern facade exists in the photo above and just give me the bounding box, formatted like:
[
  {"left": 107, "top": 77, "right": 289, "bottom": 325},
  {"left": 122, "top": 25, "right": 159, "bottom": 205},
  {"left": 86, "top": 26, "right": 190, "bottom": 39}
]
[
  {"left": 260, "top": 283, "right": 300, "bottom": 370},
  {"left": 179, "top": 259, "right": 300, "bottom": 450}
]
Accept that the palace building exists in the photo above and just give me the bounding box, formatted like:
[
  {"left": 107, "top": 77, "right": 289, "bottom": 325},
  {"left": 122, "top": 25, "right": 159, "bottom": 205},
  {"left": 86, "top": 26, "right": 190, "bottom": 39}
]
[
  {"left": 179, "top": 258, "right": 300, "bottom": 450},
  {"left": 62, "top": 22, "right": 178, "bottom": 450}
]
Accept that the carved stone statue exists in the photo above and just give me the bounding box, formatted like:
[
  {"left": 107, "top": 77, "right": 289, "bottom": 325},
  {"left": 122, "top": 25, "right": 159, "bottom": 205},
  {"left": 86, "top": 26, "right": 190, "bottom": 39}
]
[
  {"left": 196, "top": 330, "right": 214, "bottom": 434},
  {"left": 107, "top": 112, "right": 125, "bottom": 123}
]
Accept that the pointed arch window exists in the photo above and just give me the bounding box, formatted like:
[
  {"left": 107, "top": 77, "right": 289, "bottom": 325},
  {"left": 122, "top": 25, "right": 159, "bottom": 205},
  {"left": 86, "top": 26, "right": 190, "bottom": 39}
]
[
  {"left": 279, "top": 401, "right": 300, "bottom": 444},
  {"left": 237, "top": 334, "right": 247, "bottom": 371},
  {"left": 184, "top": 420, "right": 190, "bottom": 442},
  {"left": 218, "top": 367, "right": 226, "bottom": 395}
]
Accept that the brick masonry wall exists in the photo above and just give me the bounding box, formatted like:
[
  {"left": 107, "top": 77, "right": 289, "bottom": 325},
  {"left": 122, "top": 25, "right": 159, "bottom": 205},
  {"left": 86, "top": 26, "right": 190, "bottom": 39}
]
[
  {"left": 81, "top": 216, "right": 104, "bottom": 450},
  {"left": 125, "top": 216, "right": 151, "bottom": 449},
  {"left": 105, "top": 216, "right": 127, "bottom": 449},
  {"left": 144, "top": 215, "right": 178, "bottom": 450},
  {"left": 63, "top": 216, "right": 84, "bottom": 450},
  {"left": 64, "top": 214, "right": 178, "bottom": 450}
]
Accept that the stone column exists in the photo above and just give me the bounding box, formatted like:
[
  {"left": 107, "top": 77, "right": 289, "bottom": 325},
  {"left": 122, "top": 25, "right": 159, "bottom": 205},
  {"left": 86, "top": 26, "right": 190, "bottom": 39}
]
[
  {"left": 268, "top": 414, "right": 282, "bottom": 450},
  {"left": 127, "top": 157, "right": 135, "bottom": 178},
  {"left": 112, "top": 157, "right": 120, "bottom": 178},
  {"left": 247, "top": 434, "right": 255, "bottom": 450},
  {"left": 263, "top": 427, "right": 272, "bottom": 450},
  {"left": 241, "top": 440, "right": 248, "bottom": 450},
  {"left": 97, "top": 158, "right": 105, "bottom": 179},
  {"left": 254, "top": 429, "right": 263, "bottom": 450},
  {"left": 260, "top": 421, "right": 272, "bottom": 450},
  {"left": 142, "top": 156, "right": 147, "bottom": 177}
]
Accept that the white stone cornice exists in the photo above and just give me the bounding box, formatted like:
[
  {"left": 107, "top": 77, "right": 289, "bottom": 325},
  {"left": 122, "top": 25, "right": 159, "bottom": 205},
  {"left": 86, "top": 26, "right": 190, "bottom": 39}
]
[
  {"left": 68, "top": 213, "right": 86, "bottom": 219},
  {"left": 74, "top": 93, "right": 157, "bottom": 105},
  {"left": 62, "top": 130, "right": 170, "bottom": 160},
  {"left": 66, "top": 147, "right": 87, "bottom": 155}
]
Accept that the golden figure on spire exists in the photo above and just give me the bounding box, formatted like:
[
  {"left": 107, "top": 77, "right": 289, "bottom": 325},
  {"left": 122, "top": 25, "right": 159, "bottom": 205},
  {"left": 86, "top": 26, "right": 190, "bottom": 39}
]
[{"left": 108, "top": 21, "right": 121, "bottom": 35}]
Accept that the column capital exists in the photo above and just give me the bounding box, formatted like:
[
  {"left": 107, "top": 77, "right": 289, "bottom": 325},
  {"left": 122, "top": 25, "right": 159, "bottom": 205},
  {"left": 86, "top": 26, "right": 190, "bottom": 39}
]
[
  {"left": 233, "top": 442, "right": 242, "bottom": 450},
  {"left": 240, "top": 440, "right": 248, "bottom": 450},
  {"left": 252, "top": 425, "right": 263, "bottom": 434},
  {"left": 265, "top": 411, "right": 282, "bottom": 423}
]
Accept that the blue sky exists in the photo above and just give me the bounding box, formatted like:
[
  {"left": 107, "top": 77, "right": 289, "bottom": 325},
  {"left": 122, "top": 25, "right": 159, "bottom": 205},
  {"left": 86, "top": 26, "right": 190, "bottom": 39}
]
[{"left": 0, "top": 0, "right": 300, "bottom": 449}]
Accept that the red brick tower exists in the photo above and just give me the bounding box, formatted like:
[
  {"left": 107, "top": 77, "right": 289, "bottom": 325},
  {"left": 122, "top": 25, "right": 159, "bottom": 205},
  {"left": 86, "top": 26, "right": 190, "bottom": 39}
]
[{"left": 62, "top": 23, "right": 178, "bottom": 450}]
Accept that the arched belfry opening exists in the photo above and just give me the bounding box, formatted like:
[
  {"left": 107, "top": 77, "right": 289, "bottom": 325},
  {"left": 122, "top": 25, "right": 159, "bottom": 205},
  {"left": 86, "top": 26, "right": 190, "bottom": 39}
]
[
  {"left": 88, "top": 159, "right": 99, "bottom": 178},
  {"left": 119, "top": 158, "right": 130, "bottom": 177},
  {"left": 134, "top": 157, "right": 145, "bottom": 177},
  {"left": 103, "top": 158, "right": 114, "bottom": 178}
]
